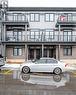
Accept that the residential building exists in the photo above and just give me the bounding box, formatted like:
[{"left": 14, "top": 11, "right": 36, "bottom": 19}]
[{"left": 0, "top": 0, "right": 76, "bottom": 64}]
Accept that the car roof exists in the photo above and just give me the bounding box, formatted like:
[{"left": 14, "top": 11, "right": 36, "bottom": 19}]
[{"left": 40, "top": 57, "right": 56, "bottom": 60}]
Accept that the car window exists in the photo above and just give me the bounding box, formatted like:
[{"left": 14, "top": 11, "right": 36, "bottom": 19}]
[
  {"left": 47, "top": 59, "right": 58, "bottom": 64},
  {"left": 36, "top": 59, "right": 47, "bottom": 64}
]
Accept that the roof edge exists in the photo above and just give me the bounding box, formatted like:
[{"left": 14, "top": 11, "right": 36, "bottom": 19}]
[{"left": 7, "top": 7, "right": 76, "bottom": 11}]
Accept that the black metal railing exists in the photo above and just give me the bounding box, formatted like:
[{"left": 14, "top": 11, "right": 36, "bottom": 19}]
[{"left": 5, "top": 35, "right": 76, "bottom": 42}]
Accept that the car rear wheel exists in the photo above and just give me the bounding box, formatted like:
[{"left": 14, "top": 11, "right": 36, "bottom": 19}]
[
  {"left": 53, "top": 67, "right": 62, "bottom": 75},
  {"left": 22, "top": 66, "right": 30, "bottom": 74}
]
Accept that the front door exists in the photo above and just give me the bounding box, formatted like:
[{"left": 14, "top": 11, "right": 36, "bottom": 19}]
[
  {"left": 36, "top": 49, "right": 42, "bottom": 59},
  {"left": 28, "top": 49, "right": 34, "bottom": 60}
]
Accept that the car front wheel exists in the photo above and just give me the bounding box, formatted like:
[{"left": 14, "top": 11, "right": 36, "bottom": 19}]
[
  {"left": 22, "top": 66, "right": 30, "bottom": 74},
  {"left": 53, "top": 67, "right": 62, "bottom": 75}
]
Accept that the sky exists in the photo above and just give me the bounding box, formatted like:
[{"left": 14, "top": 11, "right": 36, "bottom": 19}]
[{"left": 1, "top": 0, "right": 76, "bottom": 7}]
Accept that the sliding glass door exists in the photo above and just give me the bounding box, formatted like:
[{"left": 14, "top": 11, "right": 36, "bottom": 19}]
[
  {"left": 63, "top": 30, "right": 72, "bottom": 42},
  {"left": 13, "top": 31, "right": 22, "bottom": 41}
]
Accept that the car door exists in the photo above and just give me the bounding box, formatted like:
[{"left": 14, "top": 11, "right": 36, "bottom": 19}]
[
  {"left": 46, "top": 59, "right": 58, "bottom": 72},
  {"left": 31, "top": 59, "right": 47, "bottom": 72}
]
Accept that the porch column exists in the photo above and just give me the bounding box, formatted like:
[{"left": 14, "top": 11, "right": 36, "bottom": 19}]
[
  {"left": 42, "top": 44, "right": 44, "bottom": 57},
  {"left": 2, "top": 44, "right": 6, "bottom": 61},
  {"left": 0, "top": 24, "right": 1, "bottom": 41},
  {"left": 25, "top": 24, "right": 27, "bottom": 41},
  {"left": 58, "top": 44, "right": 60, "bottom": 61},
  {"left": 58, "top": 25, "right": 61, "bottom": 60},
  {"left": 3, "top": 24, "right": 6, "bottom": 41},
  {"left": 2, "top": 25, "right": 5, "bottom": 41},
  {"left": 34, "top": 49, "right": 36, "bottom": 59},
  {"left": 47, "top": 49, "right": 49, "bottom": 57},
  {"left": 25, "top": 44, "right": 28, "bottom": 61}
]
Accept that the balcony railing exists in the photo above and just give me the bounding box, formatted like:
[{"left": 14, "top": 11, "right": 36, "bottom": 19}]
[
  {"left": 5, "top": 35, "right": 76, "bottom": 42},
  {"left": 4, "top": 14, "right": 28, "bottom": 22}
]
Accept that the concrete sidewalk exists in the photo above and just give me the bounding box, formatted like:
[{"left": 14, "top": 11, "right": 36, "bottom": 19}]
[{"left": 2, "top": 64, "right": 20, "bottom": 70}]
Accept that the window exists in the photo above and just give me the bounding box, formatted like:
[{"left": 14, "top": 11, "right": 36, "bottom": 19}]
[
  {"left": 30, "top": 29, "right": 40, "bottom": 41},
  {"left": 7, "top": 14, "right": 13, "bottom": 21},
  {"left": 7, "top": 13, "right": 25, "bottom": 21},
  {"left": 36, "top": 59, "right": 46, "bottom": 64},
  {"left": 45, "top": 29, "right": 54, "bottom": 41},
  {"left": 13, "top": 47, "right": 22, "bottom": 56},
  {"left": 30, "top": 13, "right": 39, "bottom": 22},
  {"left": 55, "top": 14, "right": 59, "bottom": 21},
  {"left": 30, "top": 31, "right": 34, "bottom": 39},
  {"left": 21, "top": 15, "right": 25, "bottom": 21},
  {"left": 45, "top": 14, "right": 54, "bottom": 22},
  {"left": 68, "top": 14, "right": 72, "bottom": 21},
  {"left": 47, "top": 59, "right": 58, "bottom": 64},
  {"left": 35, "top": 31, "right": 40, "bottom": 39},
  {"left": 35, "top": 14, "right": 39, "bottom": 21},
  {"left": 63, "top": 30, "right": 72, "bottom": 41},
  {"left": 63, "top": 46, "right": 72, "bottom": 56},
  {"left": 13, "top": 14, "right": 18, "bottom": 21},
  {"left": 72, "top": 14, "right": 76, "bottom": 21},
  {"left": 13, "top": 31, "right": 22, "bottom": 41},
  {"left": 18, "top": 14, "right": 25, "bottom": 21}
]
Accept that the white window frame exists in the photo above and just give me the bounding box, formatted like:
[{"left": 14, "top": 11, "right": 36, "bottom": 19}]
[
  {"left": 45, "top": 13, "right": 54, "bottom": 22},
  {"left": 30, "top": 13, "right": 40, "bottom": 22},
  {"left": 13, "top": 47, "right": 22, "bottom": 56}
]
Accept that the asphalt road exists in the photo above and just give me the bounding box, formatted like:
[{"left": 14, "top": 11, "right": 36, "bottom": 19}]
[{"left": 0, "top": 70, "right": 76, "bottom": 95}]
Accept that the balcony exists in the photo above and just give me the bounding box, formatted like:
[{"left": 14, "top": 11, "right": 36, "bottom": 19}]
[
  {"left": 2, "top": 13, "right": 28, "bottom": 25},
  {"left": 5, "top": 35, "right": 76, "bottom": 43},
  {"left": 56, "top": 14, "right": 76, "bottom": 27}
]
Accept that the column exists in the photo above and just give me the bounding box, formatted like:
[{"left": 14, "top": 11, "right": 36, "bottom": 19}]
[
  {"left": 25, "top": 24, "right": 27, "bottom": 41},
  {"left": 2, "top": 25, "right": 4, "bottom": 41},
  {"left": 2, "top": 44, "right": 6, "bottom": 61},
  {"left": 58, "top": 25, "right": 61, "bottom": 60},
  {"left": 56, "top": 46, "right": 58, "bottom": 60},
  {"left": 4, "top": 13, "right": 6, "bottom": 21},
  {"left": 3, "top": 24, "right": 6, "bottom": 41},
  {"left": 59, "top": 25, "right": 61, "bottom": 41},
  {"left": 25, "top": 44, "right": 28, "bottom": 61},
  {"left": 58, "top": 44, "right": 60, "bottom": 61},
  {"left": 42, "top": 44, "right": 44, "bottom": 57},
  {"left": 1, "top": 24, "right": 6, "bottom": 41},
  {"left": 0, "top": 24, "right": 1, "bottom": 41},
  {"left": 47, "top": 49, "right": 49, "bottom": 57},
  {"left": 27, "top": 47, "right": 28, "bottom": 61},
  {"left": 34, "top": 49, "right": 36, "bottom": 59}
]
